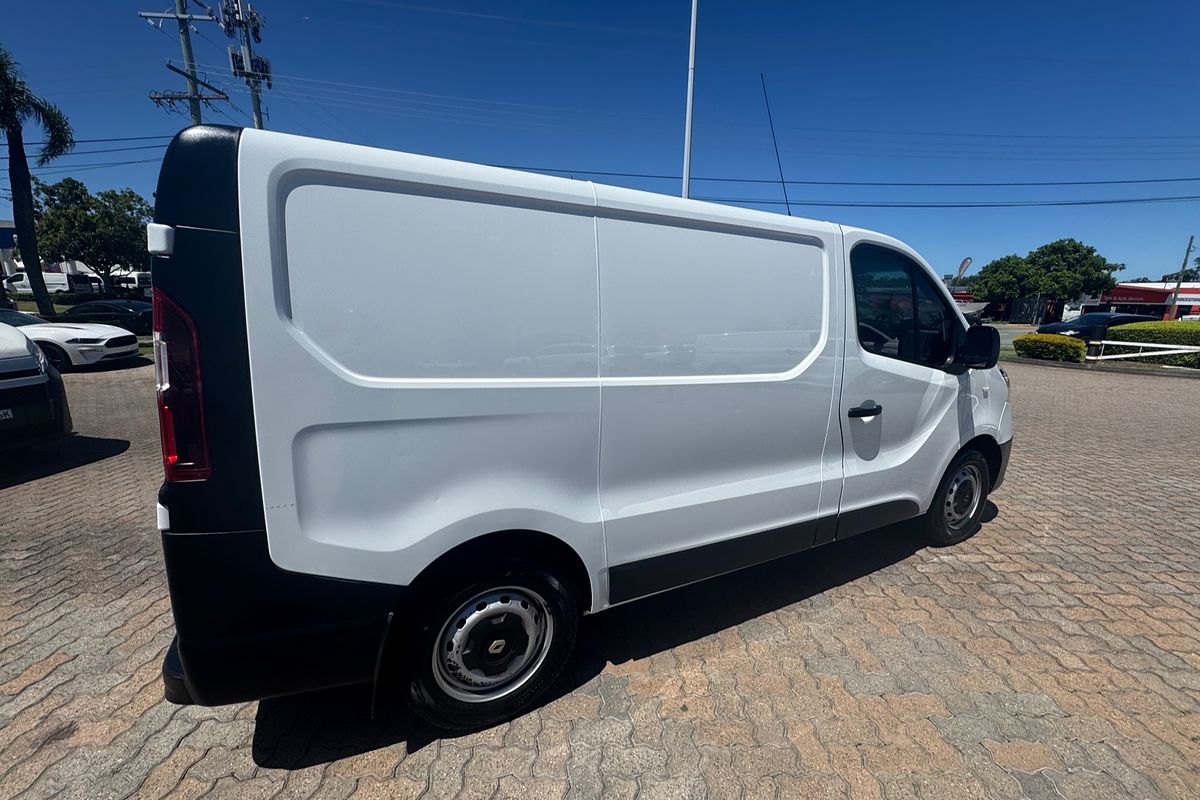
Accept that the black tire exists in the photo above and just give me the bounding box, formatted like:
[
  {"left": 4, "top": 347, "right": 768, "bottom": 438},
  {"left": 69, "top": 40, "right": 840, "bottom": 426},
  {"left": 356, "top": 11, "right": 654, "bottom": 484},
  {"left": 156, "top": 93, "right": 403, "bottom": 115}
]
[
  {"left": 400, "top": 559, "right": 579, "bottom": 731},
  {"left": 38, "top": 343, "right": 71, "bottom": 372},
  {"left": 926, "top": 449, "right": 991, "bottom": 546}
]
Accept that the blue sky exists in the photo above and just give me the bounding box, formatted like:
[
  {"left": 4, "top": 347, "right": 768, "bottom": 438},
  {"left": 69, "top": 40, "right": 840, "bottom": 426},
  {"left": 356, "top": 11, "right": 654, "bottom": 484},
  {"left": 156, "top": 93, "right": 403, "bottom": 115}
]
[{"left": 4, "top": 0, "right": 1200, "bottom": 279}]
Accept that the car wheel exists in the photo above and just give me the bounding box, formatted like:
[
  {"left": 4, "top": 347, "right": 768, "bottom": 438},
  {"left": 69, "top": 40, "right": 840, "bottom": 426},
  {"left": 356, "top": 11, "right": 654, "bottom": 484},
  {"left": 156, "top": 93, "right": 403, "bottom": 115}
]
[
  {"left": 400, "top": 559, "right": 579, "bottom": 731},
  {"left": 926, "top": 450, "right": 990, "bottom": 546},
  {"left": 38, "top": 343, "right": 71, "bottom": 372}
]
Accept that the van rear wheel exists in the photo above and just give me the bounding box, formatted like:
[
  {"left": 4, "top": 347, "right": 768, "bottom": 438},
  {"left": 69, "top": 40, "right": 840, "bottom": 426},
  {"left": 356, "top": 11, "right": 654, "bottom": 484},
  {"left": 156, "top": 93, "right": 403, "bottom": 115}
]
[
  {"left": 926, "top": 450, "right": 990, "bottom": 546},
  {"left": 401, "top": 560, "right": 578, "bottom": 731}
]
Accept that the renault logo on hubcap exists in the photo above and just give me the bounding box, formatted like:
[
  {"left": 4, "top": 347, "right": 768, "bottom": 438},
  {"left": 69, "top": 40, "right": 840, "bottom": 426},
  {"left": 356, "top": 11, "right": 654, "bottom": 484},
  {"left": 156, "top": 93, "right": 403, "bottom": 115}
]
[{"left": 488, "top": 639, "right": 506, "bottom": 655}]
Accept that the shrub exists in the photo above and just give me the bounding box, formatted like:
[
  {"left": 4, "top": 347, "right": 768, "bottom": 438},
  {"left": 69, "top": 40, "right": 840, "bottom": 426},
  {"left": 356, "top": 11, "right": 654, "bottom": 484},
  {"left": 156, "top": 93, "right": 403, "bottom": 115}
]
[
  {"left": 1105, "top": 321, "right": 1200, "bottom": 368},
  {"left": 1013, "top": 333, "right": 1085, "bottom": 362}
]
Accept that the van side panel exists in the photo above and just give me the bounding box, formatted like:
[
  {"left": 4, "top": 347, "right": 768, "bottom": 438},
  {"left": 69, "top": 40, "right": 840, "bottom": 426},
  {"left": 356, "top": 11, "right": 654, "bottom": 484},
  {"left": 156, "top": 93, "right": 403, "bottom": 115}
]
[
  {"left": 235, "top": 130, "right": 605, "bottom": 604},
  {"left": 592, "top": 186, "right": 843, "bottom": 603}
]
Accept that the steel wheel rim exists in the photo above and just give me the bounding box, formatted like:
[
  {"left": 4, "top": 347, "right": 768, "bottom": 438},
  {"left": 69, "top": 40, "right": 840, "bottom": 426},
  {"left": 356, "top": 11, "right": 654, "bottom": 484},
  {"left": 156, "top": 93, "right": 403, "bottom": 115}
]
[
  {"left": 944, "top": 463, "right": 983, "bottom": 532},
  {"left": 432, "top": 586, "right": 554, "bottom": 704}
]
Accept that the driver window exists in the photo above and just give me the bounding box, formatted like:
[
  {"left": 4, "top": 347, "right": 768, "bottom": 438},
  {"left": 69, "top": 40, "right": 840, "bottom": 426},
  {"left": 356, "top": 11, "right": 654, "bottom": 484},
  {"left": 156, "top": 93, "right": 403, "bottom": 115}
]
[
  {"left": 851, "top": 243, "right": 956, "bottom": 368},
  {"left": 851, "top": 244, "right": 914, "bottom": 360}
]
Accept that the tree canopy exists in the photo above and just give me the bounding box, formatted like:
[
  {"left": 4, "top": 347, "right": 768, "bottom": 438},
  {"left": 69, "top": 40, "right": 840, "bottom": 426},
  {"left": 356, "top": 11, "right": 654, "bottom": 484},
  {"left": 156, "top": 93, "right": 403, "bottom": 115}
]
[
  {"left": 33, "top": 177, "right": 153, "bottom": 287},
  {"left": 970, "top": 239, "right": 1123, "bottom": 303}
]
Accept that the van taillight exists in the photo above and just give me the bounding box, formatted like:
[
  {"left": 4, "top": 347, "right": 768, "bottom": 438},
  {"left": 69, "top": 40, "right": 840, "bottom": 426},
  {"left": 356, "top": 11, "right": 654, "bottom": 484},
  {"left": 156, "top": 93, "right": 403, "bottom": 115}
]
[{"left": 153, "top": 288, "right": 210, "bottom": 481}]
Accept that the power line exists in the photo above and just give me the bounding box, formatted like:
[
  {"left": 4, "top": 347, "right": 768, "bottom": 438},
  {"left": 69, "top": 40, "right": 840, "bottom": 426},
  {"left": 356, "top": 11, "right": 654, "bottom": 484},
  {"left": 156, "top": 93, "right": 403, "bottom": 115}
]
[
  {"left": 0, "top": 144, "right": 168, "bottom": 162},
  {"left": 693, "top": 195, "right": 1200, "bottom": 209},
  {"left": 27, "top": 158, "right": 164, "bottom": 175},
  {"left": 0, "top": 135, "right": 173, "bottom": 148}
]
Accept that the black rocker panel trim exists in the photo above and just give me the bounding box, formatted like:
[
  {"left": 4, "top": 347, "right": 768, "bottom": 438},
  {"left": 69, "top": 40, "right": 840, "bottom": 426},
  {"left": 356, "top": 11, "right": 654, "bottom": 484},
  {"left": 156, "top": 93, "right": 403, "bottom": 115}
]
[
  {"left": 607, "top": 499, "right": 922, "bottom": 605},
  {"left": 834, "top": 499, "right": 922, "bottom": 541}
]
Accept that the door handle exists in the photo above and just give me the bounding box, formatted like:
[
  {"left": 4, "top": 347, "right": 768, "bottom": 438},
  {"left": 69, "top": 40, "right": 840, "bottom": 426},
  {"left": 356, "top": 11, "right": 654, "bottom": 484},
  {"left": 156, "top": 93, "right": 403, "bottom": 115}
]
[{"left": 848, "top": 404, "right": 883, "bottom": 418}]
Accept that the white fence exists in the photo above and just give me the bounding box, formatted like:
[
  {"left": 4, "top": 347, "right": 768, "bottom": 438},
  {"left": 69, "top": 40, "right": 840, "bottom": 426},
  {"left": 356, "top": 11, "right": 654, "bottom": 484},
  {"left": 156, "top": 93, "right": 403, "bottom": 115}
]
[{"left": 1086, "top": 340, "right": 1200, "bottom": 362}]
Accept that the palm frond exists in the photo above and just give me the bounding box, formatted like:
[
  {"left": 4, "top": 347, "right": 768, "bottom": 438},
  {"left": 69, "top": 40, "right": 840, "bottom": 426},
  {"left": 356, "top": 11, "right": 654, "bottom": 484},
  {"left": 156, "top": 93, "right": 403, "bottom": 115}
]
[{"left": 30, "top": 98, "right": 74, "bottom": 165}]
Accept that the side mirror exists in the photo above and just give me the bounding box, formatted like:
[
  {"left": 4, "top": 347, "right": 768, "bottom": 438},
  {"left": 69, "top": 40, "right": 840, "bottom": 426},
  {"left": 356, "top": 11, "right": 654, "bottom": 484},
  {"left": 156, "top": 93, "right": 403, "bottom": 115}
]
[{"left": 956, "top": 325, "right": 999, "bottom": 370}]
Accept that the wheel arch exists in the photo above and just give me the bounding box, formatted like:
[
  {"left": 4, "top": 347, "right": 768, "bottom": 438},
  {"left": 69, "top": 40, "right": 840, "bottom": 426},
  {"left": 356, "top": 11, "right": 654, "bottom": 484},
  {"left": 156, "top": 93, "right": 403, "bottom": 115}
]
[
  {"left": 959, "top": 434, "right": 1003, "bottom": 489},
  {"left": 406, "top": 529, "right": 593, "bottom": 614},
  {"left": 35, "top": 339, "right": 75, "bottom": 367}
]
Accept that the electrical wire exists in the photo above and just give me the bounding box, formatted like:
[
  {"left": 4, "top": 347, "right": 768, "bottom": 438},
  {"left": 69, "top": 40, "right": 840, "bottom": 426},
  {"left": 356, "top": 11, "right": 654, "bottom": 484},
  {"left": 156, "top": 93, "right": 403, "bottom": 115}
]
[
  {"left": 694, "top": 195, "right": 1200, "bottom": 209},
  {"left": 0, "top": 135, "right": 174, "bottom": 148},
  {"left": 0, "top": 144, "right": 169, "bottom": 162}
]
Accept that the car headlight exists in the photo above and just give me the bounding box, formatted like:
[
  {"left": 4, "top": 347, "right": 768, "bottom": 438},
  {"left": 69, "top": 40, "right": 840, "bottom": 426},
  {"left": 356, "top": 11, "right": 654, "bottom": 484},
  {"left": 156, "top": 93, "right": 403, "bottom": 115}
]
[
  {"left": 999, "top": 366, "right": 1010, "bottom": 387},
  {"left": 66, "top": 337, "right": 104, "bottom": 345},
  {"left": 29, "top": 341, "right": 47, "bottom": 373}
]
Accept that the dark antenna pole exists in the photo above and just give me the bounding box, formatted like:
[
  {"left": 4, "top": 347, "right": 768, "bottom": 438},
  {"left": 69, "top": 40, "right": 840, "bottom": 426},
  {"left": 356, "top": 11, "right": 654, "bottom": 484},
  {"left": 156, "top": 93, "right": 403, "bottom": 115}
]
[{"left": 759, "top": 73, "right": 792, "bottom": 216}]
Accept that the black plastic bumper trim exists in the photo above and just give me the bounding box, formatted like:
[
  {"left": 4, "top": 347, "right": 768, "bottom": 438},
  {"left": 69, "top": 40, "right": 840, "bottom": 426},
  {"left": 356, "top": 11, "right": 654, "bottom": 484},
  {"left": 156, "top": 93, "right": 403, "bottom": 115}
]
[
  {"left": 161, "top": 528, "right": 405, "bottom": 706},
  {"left": 993, "top": 438, "right": 1012, "bottom": 491}
]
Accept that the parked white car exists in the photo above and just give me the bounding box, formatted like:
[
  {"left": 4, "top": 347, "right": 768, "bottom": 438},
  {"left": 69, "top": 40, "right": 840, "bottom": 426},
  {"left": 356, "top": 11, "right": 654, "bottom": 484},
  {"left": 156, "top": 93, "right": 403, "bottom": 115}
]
[
  {"left": 0, "top": 322, "right": 72, "bottom": 451},
  {"left": 0, "top": 309, "right": 139, "bottom": 371}
]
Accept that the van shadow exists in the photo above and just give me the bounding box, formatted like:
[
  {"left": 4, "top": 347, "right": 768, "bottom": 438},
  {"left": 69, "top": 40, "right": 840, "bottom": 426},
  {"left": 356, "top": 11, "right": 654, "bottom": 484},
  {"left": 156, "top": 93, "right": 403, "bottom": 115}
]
[
  {"left": 251, "top": 506, "right": 997, "bottom": 768},
  {"left": 0, "top": 435, "right": 130, "bottom": 490}
]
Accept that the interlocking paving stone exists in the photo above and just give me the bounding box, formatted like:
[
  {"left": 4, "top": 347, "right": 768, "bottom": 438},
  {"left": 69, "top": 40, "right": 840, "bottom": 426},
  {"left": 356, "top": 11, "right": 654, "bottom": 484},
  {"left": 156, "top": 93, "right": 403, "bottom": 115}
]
[{"left": 3, "top": 361, "right": 1200, "bottom": 798}]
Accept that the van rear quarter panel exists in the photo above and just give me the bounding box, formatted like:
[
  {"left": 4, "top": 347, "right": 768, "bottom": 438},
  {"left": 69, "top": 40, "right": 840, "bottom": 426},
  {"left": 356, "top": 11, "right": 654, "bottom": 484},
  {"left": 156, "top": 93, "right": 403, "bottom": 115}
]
[{"left": 237, "top": 130, "right": 604, "bottom": 602}]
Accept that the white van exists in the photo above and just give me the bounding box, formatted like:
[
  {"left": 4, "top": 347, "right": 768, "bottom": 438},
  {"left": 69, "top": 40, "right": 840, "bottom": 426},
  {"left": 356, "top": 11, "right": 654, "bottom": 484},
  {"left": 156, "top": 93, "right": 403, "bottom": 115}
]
[
  {"left": 4, "top": 271, "right": 71, "bottom": 294},
  {"left": 151, "top": 127, "right": 1012, "bottom": 730}
]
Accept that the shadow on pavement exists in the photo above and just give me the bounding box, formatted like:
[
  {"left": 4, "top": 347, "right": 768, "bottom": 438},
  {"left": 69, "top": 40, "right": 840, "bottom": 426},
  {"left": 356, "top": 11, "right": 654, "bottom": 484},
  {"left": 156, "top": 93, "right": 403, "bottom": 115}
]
[
  {"left": 70, "top": 356, "right": 153, "bottom": 373},
  {"left": 252, "top": 506, "right": 1006, "bottom": 768},
  {"left": 0, "top": 434, "right": 130, "bottom": 490}
]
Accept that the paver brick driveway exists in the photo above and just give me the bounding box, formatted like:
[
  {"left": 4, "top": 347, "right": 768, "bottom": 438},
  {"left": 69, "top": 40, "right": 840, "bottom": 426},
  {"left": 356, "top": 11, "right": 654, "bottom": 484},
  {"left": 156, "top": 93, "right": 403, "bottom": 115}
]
[{"left": 2, "top": 361, "right": 1199, "bottom": 799}]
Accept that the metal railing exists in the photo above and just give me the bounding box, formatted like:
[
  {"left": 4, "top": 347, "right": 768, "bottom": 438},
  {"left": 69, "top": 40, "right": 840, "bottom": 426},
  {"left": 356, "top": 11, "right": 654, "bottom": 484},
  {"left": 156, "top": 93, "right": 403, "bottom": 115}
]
[{"left": 1087, "top": 340, "right": 1200, "bottom": 361}]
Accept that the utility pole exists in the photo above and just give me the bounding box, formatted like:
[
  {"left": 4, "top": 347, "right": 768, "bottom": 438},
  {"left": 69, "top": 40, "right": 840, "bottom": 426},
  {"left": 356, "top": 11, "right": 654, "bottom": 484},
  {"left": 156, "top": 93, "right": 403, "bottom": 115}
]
[
  {"left": 139, "top": 0, "right": 226, "bottom": 124},
  {"left": 138, "top": 0, "right": 270, "bottom": 128},
  {"left": 224, "top": 0, "right": 270, "bottom": 129},
  {"left": 175, "top": 0, "right": 202, "bottom": 125},
  {"left": 1168, "top": 234, "right": 1194, "bottom": 321},
  {"left": 681, "top": 0, "right": 698, "bottom": 198}
]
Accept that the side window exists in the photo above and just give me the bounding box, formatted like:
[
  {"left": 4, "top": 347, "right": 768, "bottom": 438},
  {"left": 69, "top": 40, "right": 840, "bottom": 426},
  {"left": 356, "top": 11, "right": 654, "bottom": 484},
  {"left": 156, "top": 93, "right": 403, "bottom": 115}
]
[
  {"left": 913, "top": 270, "right": 955, "bottom": 367},
  {"left": 851, "top": 243, "right": 957, "bottom": 368},
  {"left": 851, "top": 244, "right": 913, "bottom": 360}
]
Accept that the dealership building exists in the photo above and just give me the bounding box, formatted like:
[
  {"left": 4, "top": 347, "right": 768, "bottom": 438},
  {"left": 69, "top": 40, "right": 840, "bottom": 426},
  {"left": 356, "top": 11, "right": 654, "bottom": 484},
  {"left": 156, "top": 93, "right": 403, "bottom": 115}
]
[{"left": 1083, "top": 282, "right": 1200, "bottom": 319}]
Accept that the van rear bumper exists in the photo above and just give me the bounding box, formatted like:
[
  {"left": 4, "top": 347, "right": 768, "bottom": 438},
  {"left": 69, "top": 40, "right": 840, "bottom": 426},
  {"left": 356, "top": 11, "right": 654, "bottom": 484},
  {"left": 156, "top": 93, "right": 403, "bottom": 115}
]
[{"left": 160, "top": 527, "right": 405, "bottom": 706}]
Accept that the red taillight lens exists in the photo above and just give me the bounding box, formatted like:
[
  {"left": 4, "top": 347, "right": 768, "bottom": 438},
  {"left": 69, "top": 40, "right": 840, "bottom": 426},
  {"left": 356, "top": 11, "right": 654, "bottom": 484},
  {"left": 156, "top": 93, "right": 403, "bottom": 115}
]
[{"left": 153, "top": 288, "right": 210, "bottom": 481}]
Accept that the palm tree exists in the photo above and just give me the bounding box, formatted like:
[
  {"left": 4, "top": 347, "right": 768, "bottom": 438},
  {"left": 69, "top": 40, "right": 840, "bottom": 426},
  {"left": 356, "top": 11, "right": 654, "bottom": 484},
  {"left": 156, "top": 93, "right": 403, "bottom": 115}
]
[{"left": 0, "top": 45, "right": 74, "bottom": 316}]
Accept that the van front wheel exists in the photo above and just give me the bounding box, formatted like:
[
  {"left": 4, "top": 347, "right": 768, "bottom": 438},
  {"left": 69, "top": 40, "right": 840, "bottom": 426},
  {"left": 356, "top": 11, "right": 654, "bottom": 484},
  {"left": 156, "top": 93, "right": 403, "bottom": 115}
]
[
  {"left": 402, "top": 561, "right": 578, "bottom": 730},
  {"left": 926, "top": 450, "right": 990, "bottom": 546}
]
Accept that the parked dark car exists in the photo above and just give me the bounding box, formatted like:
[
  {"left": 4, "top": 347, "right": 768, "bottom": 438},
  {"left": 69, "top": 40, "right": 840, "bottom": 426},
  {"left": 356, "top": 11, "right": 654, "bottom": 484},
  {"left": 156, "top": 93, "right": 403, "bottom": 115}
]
[
  {"left": 57, "top": 299, "right": 152, "bottom": 336},
  {"left": 1036, "top": 312, "right": 1159, "bottom": 342}
]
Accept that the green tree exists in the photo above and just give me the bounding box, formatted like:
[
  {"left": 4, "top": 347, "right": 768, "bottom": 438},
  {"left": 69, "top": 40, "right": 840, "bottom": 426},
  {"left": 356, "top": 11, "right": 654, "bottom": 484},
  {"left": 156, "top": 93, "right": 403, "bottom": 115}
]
[
  {"left": 35, "top": 178, "right": 152, "bottom": 291},
  {"left": 1163, "top": 262, "right": 1200, "bottom": 282},
  {"left": 0, "top": 45, "right": 73, "bottom": 315},
  {"left": 1025, "top": 238, "right": 1122, "bottom": 300},
  {"left": 971, "top": 240, "right": 1122, "bottom": 307},
  {"left": 969, "top": 254, "right": 1041, "bottom": 303}
]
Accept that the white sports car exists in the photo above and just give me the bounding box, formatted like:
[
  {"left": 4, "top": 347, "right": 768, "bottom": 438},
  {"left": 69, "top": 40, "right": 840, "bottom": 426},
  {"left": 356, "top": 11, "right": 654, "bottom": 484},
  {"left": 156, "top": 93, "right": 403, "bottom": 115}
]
[{"left": 0, "top": 309, "right": 140, "bottom": 371}]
